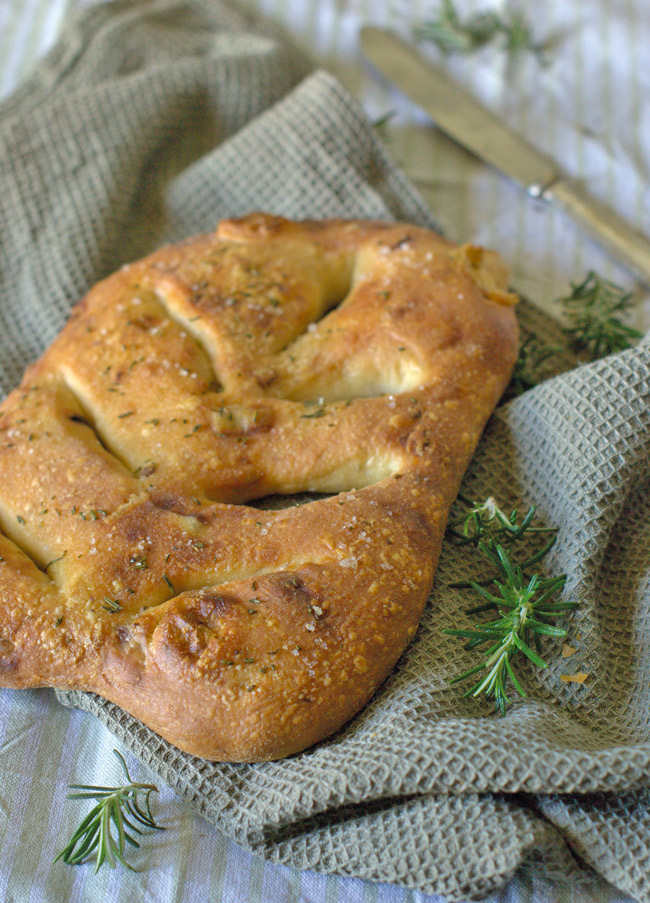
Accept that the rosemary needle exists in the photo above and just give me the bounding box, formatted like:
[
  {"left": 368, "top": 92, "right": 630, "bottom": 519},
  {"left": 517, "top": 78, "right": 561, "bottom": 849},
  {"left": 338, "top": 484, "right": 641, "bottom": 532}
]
[
  {"left": 372, "top": 110, "right": 396, "bottom": 141},
  {"left": 54, "top": 750, "right": 164, "bottom": 873}
]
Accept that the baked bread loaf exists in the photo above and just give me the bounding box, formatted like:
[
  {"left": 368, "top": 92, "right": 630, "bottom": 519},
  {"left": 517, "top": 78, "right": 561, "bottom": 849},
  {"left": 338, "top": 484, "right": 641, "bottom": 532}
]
[{"left": 0, "top": 213, "right": 518, "bottom": 761}]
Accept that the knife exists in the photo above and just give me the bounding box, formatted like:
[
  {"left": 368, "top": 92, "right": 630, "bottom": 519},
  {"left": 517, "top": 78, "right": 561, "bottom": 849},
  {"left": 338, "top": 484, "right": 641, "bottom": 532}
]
[{"left": 360, "top": 26, "right": 650, "bottom": 286}]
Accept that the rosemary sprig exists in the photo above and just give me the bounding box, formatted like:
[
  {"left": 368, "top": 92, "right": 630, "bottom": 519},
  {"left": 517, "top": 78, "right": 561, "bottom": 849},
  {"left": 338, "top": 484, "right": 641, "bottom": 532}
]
[
  {"left": 414, "top": 0, "right": 544, "bottom": 59},
  {"left": 445, "top": 496, "right": 576, "bottom": 713},
  {"left": 54, "top": 750, "right": 164, "bottom": 873},
  {"left": 557, "top": 271, "right": 642, "bottom": 360},
  {"left": 444, "top": 542, "right": 576, "bottom": 714}
]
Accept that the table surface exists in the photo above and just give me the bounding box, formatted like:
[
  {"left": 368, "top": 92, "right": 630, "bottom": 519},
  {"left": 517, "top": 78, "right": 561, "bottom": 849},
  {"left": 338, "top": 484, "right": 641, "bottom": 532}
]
[{"left": 0, "top": 1, "right": 647, "bottom": 901}]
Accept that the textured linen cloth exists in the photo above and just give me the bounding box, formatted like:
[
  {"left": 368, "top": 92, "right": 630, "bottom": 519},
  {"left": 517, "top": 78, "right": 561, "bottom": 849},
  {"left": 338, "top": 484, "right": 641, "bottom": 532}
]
[{"left": 0, "top": 1, "right": 649, "bottom": 901}]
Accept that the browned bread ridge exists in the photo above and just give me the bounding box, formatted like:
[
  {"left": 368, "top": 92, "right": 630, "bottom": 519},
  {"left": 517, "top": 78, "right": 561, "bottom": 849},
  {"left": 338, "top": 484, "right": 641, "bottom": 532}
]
[{"left": 0, "top": 213, "right": 518, "bottom": 761}]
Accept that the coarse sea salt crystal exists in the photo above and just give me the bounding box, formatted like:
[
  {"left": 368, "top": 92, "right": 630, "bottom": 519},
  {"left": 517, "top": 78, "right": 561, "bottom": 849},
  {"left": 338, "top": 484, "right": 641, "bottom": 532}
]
[{"left": 339, "top": 557, "right": 357, "bottom": 568}]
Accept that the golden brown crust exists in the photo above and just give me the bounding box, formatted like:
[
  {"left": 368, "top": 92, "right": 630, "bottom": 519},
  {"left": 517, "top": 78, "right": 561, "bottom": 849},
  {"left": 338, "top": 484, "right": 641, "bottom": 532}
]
[{"left": 0, "top": 213, "right": 518, "bottom": 760}]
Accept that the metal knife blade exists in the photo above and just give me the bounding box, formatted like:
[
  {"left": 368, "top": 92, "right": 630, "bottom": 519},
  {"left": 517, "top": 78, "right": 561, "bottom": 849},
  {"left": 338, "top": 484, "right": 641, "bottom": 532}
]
[{"left": 360, "top": 25, "right": 650, "bottom": 285}]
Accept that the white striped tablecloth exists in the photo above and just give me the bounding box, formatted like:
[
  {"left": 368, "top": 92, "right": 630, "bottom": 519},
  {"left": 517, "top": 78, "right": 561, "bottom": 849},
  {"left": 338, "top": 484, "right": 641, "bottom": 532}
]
[{"left": 0, "top": 1, "right": 647, "bottom": 901}]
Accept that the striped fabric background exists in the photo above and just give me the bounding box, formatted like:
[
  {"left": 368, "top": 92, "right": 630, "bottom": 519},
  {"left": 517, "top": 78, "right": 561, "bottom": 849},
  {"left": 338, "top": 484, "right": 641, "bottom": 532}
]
[{"left": 0, "top": 1, "right": 646, "bottom": 901}]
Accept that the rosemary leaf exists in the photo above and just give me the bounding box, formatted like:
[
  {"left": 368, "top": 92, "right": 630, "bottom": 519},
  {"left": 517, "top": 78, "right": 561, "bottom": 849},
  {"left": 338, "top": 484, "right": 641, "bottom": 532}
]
[
  {"left": 498, "top": 8, "right": 536, "bottom": 53},
  {"left": 102, "top": 597, "right": 122, "bottom": 613},
  {"left": 372, "top": 110, "right": 396, "bottom": 140}
]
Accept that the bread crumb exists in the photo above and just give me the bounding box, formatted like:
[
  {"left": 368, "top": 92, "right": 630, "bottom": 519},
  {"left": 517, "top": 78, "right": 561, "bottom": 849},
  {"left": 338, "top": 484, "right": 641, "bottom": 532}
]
[
  {"left": 561, "top": 644, "right": 577, "bottom": 658},
  {"left": 560, "top": 672, "right": 588, "bottom": 684}
]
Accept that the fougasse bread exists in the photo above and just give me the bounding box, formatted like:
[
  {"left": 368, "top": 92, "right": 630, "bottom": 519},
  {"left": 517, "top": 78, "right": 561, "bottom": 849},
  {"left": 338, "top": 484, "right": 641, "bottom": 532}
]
[{"left": 0, "top": 213, "right": 518, "bottom": 761}]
